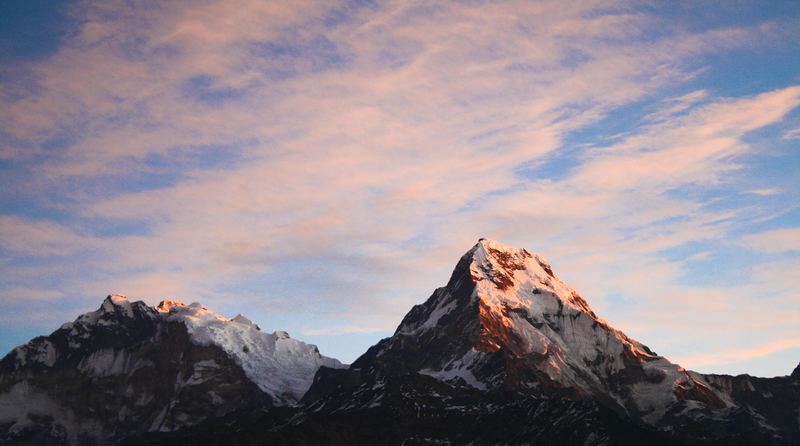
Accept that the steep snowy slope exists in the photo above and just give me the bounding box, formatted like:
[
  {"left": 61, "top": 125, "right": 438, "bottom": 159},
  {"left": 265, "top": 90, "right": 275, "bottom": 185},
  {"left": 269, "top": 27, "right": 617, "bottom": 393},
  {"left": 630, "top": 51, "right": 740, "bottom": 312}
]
[
  {"left": 155, "top": 299, "right": 343, "bottom": 403},
  {"left": 0, "top": 295, "right": 343, "bottom": 445}
]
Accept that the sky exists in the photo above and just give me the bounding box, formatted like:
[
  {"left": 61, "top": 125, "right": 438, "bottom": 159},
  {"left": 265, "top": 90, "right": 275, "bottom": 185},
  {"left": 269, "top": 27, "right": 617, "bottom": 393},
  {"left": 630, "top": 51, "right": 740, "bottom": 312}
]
[{"left": 0, "top": 0, "right": 798, "bottom": 377}]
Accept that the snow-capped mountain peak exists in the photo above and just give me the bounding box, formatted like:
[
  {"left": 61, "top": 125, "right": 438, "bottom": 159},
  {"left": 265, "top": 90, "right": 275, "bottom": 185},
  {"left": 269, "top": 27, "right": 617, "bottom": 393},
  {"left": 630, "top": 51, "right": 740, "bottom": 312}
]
[
  {"left": 466, "top": 239, "right": 655, "bottom": 360},
  {"left": 365, "top": 239, "right": 729, "bottom": 422},
  {"left": 54, "top": 294, "right": 157, "bottom": 339}
]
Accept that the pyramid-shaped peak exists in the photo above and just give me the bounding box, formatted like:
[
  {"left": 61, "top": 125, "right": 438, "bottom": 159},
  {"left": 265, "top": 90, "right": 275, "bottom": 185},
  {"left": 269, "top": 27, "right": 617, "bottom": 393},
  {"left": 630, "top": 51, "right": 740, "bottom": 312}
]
[
  {"left": 474, "top": 238, "right": 531, "bottom": 256},
  {"left": 466, "top": 239, "right": 558, "bottom": 292},
  {"left": 374, "top": 238, "right": 661, "bottom": 398},
  {"left": 471, "top": 239, "right": 549, "bottom": 269}
]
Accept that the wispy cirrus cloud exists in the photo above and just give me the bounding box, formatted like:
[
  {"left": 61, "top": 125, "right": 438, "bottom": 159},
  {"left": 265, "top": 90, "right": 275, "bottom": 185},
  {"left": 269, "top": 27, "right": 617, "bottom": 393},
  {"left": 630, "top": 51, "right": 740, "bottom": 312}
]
[
  {"left": 746, "top": 188, "right": 782, "bottom": 196},
  {"left": 0, "top": 0, "right": 798, "bottom": 372},
  {"left": 783, "top": 127, "right": 800, "bottom": 140},
  {"left": 739, "top": 228, "right": 800, "bottom": 254}
]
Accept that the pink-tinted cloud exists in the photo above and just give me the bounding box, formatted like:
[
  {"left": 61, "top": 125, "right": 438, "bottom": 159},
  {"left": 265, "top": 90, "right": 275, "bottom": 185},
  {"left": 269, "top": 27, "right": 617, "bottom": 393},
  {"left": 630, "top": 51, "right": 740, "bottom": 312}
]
[
  {"left": 740, "top": 228, "right": 800, "bottom": 254},
  {"left": 677, "top": 339, "right": 800, "bottom": 369},
  {"left": 1, "top": 0, "right": 798, "bottom": 371}
]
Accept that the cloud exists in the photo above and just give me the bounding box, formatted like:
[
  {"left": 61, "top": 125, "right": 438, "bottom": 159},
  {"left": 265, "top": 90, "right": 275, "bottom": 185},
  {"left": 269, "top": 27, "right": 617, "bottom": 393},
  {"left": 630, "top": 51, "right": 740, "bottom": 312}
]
[
  {"left": 0, "top": 287, "right": 66, "bottom": 303},
  {"left": 0, "top": 0, "right": 798, "bottom": 369},
  {"left": 300, "top": 323, "right": 391, "bottom": 337},
  {"left": 676, "top": 339, "right": 800, "bottom": 369},
  {"left": 739, "top": 228, "right": 800, "bottom": 254},
  {"left": 746, "top": 188, "right": 781, "bottom": 196},
  {"left": 0, "top": 216, "right": 92, "bottom": 257},
  {"left": 570, "top": 87, "right": 800, "bottom": 193},
  {"left": 783, "top": 127, "right": 800, "bottom": 140}
]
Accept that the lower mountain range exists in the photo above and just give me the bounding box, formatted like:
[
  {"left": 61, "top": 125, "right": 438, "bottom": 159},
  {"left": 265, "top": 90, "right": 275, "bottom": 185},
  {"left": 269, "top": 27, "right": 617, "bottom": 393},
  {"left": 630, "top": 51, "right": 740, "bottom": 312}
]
[{"left": 1, "top": 239, "right": 797, "bottom": 445}]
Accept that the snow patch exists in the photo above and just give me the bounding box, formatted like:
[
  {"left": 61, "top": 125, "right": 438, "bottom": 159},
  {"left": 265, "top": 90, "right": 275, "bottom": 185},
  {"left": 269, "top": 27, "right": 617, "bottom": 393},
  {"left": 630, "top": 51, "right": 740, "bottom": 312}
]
[{"left": 419, "top": 349, "right": 488, "bottom": 390}]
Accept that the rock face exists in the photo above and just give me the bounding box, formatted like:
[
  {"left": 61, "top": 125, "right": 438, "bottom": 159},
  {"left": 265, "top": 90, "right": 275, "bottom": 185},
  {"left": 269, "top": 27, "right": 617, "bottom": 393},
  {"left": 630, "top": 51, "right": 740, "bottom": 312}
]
[
  {"left": 0, "top": 295, "right": 343, "bottom": 445},
  {"left": 154, "top": 239, "right": 797, "bottom": 446}
]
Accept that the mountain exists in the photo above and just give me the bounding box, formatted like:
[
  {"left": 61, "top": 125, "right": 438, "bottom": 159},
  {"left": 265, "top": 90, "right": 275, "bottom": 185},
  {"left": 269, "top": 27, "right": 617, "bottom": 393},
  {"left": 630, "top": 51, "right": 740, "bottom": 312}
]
[
  {"left": 139, "top": 239, "right": 799, "bottom": 446},
  {"left": 0, "top": 295, "right": 343, "bottom": 445},
  {"left": 3, "top": 239, "right": 798, "bottom": 445}
]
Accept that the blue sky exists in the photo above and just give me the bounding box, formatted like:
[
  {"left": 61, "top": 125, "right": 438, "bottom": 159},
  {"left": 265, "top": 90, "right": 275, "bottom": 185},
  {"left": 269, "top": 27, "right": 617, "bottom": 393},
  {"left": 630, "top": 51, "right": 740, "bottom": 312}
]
[{"left": 0, "top": 0, "right": 799, "bottom": 376}]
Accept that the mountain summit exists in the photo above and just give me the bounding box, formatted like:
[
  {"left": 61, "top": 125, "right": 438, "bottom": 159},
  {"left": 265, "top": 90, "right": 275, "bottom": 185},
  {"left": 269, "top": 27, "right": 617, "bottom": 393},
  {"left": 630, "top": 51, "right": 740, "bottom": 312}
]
[{"left": 364, "top": 238, "right": 725, "bottom": 421}]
